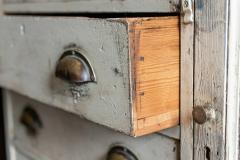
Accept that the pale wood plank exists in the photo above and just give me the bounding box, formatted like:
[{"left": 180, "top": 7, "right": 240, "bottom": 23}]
[
  {"left": 135, "top": 110, "right": 179, "bottom": 136},
  {"left": 180, "top": 4, "right": 194, "bottom": 160},
  {"left": 194, "top": 0, "right": 228, "bottom": 159},
  {"left": 225, "top": 0, "right": 240, "bottom": 159}
]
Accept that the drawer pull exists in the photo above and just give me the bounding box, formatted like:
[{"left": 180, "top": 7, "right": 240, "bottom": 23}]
[
  {"left": 55, "top": 48, "right": 96, "bottom": 84},
  {"left": 107, "top": 146, "right": 138, "bottom": 160},
  {"left": 192, "top": 106, "right": 216, "bottom": 124},
  {"left": 20, "top": 106, "right": 43, "bottom": 136}
]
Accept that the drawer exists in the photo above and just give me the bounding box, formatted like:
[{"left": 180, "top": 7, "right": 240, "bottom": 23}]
[
  {"left": 3, "top": 0, "right": 180, "bottom": 13},
  {"left": 0, "top": 16, "right": 180, "bottom": 136},
  {"left": 4, "top": 91, "right": 179, "bottom": 160}
]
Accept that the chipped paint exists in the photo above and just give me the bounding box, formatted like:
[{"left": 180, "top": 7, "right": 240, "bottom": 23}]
[{"left": 169, "top": 0, "right": 180, "bottom": 12}]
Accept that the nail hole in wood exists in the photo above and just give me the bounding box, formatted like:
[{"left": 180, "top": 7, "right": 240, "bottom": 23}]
[{"left": 205, "top": 146, "right": 211, "bottom": 160}]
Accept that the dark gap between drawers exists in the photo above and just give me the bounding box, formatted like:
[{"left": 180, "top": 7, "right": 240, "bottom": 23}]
[{"left": 0, "top": 89, "right": 6, "bottom": 160}]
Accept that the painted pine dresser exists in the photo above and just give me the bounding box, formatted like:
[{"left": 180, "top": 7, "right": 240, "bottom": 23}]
[{"left": 0, "top": 0, "right": 240, "bottom": 160}]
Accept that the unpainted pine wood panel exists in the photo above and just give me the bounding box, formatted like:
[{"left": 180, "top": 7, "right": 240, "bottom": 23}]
[
  {"left": 3, "top": 0, "right": 180, "bottom": 13},
  {"left": 180, "top": 19, "right": 194, "bottom": 160},
  {"left": 194, "top": 0, "right": 228, "bottom": 159},
  {"left": 128, "top": 17, "right": 180, "bottom": 136}
]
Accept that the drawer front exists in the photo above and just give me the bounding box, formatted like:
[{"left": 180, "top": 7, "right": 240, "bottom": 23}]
[
  {"left": 3, "top": 0, "right": 180, "bottom": 13},
  {"left": 4, "top": 91, "right": 179, "bottom": 160},
  {"left": 0, "top": 16, "right": 132, "bottom": 134},
  {"left": 0, "top": 16, "right": 179, "bottom": 136}
]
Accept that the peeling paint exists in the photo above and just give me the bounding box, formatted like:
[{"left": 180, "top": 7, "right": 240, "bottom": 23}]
[
  {"left": 169, "top": 0, "right": 180, "bottom": 12},
  {"left": 19, "top": 24, "right": 25, "bottom": 36},
  {"left": 69, "top": 84, "right": 90, "bottom": 103}
]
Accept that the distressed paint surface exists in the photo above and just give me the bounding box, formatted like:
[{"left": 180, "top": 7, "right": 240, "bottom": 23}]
[
  {"left": 0, "top": 16, "right": 180, "bottom": 136},
  {"left": 3, "top": 0, "right": 180, "bottom": 13},
  {"left": 0, "top": 16, "right": 132, "bottom": 134},
  {"left": 5, "top": 91, "right": 179, "bottom": 160},
  {"left": 194, "top": 0, "right": 228, "bottom": 159}
]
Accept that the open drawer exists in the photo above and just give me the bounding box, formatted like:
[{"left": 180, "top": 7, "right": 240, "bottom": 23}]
[{"left": 0, "top": 16, "right": 179, "bottom": 136}]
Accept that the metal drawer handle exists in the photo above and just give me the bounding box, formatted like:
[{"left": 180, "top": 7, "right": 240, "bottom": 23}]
[
  {"left": 55, "top": 48, "right": 96, "bottom": 85},
  {"left": 107, "top": 146, "right": 138, "bottom": 160},
  {"left": 20, "top": 106, "right": 43, "bottom": 136}
]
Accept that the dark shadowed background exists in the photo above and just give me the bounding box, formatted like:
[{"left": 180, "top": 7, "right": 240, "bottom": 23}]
[{"left": 0, "top": 89, "right": 6, "bottom": 159}]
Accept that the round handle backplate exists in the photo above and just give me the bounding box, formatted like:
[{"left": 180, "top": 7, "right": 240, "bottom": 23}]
[{"left": 192, "top": 106, "right": 215, "bottom": 124}]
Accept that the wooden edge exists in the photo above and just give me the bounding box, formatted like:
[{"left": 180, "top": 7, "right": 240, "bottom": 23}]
[
  {"left": 126, "top": 17, "right": 180, "bottom": 137},
  {"left": 2, "top": 90, "right": 16, "bottom": 160},
  {"left": 226, "top": 0, "right": 240, "bottom": 159},
  {"left": 126, "top": 17, "right": 138, "bottom": 137},
  {"left": 134, "top": 110, "right": 179, "bottom": 136},
  {"left": 180, "top": 12, "right": 194, "bottom": 160},
  {"left": 194, "top": 0, "right": 227, "bottom": 159}
]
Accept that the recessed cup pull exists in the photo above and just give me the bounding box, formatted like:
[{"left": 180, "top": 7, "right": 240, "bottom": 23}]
[
  {"left": 55, "top": 48, "right": 96, "bottom": 85},
  {"left": 107, "top": 146, "right": 138, "bottom": 160}
]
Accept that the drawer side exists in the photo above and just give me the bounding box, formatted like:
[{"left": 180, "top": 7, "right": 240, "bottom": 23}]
[{"left": 128, "top": 17, "right": 180, "bottom": 136}]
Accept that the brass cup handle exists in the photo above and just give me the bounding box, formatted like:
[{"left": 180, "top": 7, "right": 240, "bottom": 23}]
[
  {"left": 107, "top": 146, "right": 138, "bottom": 160},
  {"left": 20, "top": 106, "right": 43, "bottom": 136},
  {"left": 55, "top": 48, "right": 96, "bottom": 84}
]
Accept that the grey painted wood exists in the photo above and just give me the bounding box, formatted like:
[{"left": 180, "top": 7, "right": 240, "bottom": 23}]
[
  {"left": 5, "top": 90, "right": 179, "bottom": 160},
  {"left": 3, "top": 90, "right": 17, "bottom": 160},
  {"left": 158, "top": 125, "right": 180, "bottom": 140},
  {"left": 3, "top": 0, "right": 180, "bottom": 13},
  {"left": 180, "top": 4, "right": 194, "bottom": 159},
  {"left": 0, "top": 0, "right": 2, "bottom": 15},
  {"left": 194, "top": 0, "right": 228, "bottom": 159},
  {"left": 0, "top": 16, "right": 180, "bottom": 138},
  {"left": 0, "top": 16, "right": 132, "bottom": 135},
  {"left": 226, "top": 0, "right": 240, "bottom": 159}
]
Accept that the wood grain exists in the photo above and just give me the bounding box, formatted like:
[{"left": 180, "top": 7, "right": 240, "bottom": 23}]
[
  {"left": 0, "top": 16, "right": 180, "bottom": 137},
  {"left": 226, "top": 0, "right": 240, "bottom": 159},
  {"left": 180, "top": 6, "right": 194, "bottom": 160},
  {"left": 127, "top": 17, "right": 180, "bottom": 136},
  {"left": 194, "top": 0, "right": 228, "bottom": 159}
]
